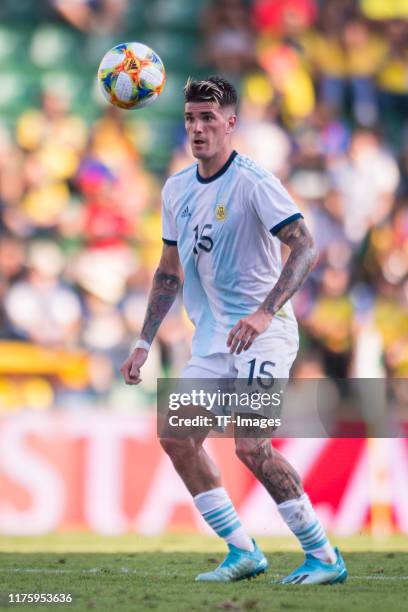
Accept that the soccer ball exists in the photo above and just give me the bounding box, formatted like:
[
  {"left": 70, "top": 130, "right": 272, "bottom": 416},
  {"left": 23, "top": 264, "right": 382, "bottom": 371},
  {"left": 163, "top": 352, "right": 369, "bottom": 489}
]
[{"left": 97, "top": 42, "right": 166, "bottom": 110}]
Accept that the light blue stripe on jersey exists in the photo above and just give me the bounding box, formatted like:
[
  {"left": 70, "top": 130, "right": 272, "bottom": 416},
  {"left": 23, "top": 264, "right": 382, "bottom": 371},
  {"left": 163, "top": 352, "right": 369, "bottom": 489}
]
[
  {"left": 202, "top": 502, "right": 242, "bottom": 538},
  {"left": 175, "top": 171, "right": 219, "bottom": 355},
  {"left": 294, "top": 520, "right": 329, "bottom": 553},
  {"left": 209, "top": 161, "right": 252, "bottom": 329},
  {"left": 184, "top": 257, "right": 218, "bottom": 355},
  {"left": 235, "top": 155, "right": 269, "bottom": 180}
]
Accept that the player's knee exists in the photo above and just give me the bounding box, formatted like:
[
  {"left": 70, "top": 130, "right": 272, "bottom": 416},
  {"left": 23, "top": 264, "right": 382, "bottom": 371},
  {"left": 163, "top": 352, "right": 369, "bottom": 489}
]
[
  {"left": 160, "top": 436, "right": 198, "bottom": 463},
  {"left": 235, "top": 438, "right": 269, "bottom": 469},
  {"left": 235, "top": 438, "right": 258, "bottom": 466}
]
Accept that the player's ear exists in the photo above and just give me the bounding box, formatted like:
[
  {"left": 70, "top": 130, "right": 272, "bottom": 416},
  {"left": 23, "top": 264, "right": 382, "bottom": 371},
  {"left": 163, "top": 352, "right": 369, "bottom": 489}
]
[{"left": 226, "top": 114, "right": 237, "bottom": 134}]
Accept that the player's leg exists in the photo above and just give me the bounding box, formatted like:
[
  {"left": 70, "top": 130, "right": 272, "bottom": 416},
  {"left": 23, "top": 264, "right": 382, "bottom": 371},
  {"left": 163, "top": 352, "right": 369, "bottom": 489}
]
[
  {"left": 160, "top": 426, "right": 267, "bottom": 581},
  {"left": 160, "top": 354, "right": 268, "bottom": 581},
  {"left": 234, "top": 435, "right": 335, "bottom": 558},
  {"left": 159, "top": 415, "right": 220, "bottom": 495},
  {"left": 233, "top": 330, "right": 347, "bottom": 584},
  {"left": 234, "top": 434, "right": 347, "bottom": 584}
]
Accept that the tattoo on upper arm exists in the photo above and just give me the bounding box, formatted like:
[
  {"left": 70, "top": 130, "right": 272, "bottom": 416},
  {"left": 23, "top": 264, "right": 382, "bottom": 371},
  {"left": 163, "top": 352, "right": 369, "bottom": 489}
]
[
  {"left": 275, "top": 217, "right": 313, "bottom": 248},
  {"left": 141, "top": 269, "right": 181, "bottom": 344},
  {"left": 261, "top": 219, "right": 318, "bottom": 317}
]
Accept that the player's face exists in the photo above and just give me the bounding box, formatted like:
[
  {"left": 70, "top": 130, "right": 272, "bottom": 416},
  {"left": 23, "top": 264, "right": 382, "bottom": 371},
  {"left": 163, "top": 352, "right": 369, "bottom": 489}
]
[{"left": 184, "top": 102, "right": 236, "bottom": 160}]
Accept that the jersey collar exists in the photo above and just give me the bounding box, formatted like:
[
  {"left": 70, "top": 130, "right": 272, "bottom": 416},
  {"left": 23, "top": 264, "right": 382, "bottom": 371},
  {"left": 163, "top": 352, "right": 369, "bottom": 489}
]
[{"left": 196, "top": 150, "right": 238, "bottom": 184}]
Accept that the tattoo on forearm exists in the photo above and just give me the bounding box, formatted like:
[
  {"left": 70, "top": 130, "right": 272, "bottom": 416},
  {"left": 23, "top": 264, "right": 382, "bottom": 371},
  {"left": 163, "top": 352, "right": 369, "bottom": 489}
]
[
  {"left": 262, "top": 219, "right": 317, "bottom": 317},
  {"left": 239, "top": 439, "right": 303, "bottom": 504},
  {"left": 141, "top": 269, "right": 181, "bottom": 344}
]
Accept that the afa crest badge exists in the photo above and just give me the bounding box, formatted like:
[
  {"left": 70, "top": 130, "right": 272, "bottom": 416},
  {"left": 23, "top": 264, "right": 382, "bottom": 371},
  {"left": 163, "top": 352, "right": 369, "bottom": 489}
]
[{"left": 215, "top": 204, "right": 226, "bottom": 221}]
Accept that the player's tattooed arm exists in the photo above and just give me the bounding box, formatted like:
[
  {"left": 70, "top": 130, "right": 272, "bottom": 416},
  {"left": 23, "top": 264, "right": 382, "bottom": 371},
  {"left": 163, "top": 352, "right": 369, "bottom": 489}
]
[
  {"left": 121, "top": 244, "right": 182, "bottom": 385},
  {"left": 260, "top": 218, "right": 318, "bottom": 317},
  {"left": 227, "top": 218, "right": 317, "bottom": 354},
  {"left": 140, "top": 245, "right": 182, "bottom": 344},
  {"left": 140, "top": 271, "right": 181, "bottom": 343}
]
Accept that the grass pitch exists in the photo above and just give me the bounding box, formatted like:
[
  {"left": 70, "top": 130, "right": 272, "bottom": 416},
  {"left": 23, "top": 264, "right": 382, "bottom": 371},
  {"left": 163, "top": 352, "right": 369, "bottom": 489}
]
[{"left": 0, "top": 535, "right": 407, "bottom": 611}]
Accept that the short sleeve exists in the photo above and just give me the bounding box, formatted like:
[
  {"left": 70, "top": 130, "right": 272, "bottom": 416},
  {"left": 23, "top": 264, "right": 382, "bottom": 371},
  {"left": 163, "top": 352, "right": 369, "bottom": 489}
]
[
  {"left": 161, "top": 182, "right": 177, "bottom": 245},
  {"left": 251, "top": 176, "right": 303, "bottom": 236}
]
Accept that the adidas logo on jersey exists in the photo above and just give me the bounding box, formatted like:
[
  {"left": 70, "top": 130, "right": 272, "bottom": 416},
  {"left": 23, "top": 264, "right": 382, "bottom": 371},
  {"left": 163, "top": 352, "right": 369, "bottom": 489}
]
[{"left": 181, "top": 205, "right": 191, "bottom": 219}]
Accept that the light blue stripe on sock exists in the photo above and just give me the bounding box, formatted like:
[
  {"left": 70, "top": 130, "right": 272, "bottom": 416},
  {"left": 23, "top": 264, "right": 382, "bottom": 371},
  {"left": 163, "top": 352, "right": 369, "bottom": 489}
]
[
  {"left": 303, "top": 535, "right": 328, "bottom": 551},
  {"left": 201, "top": 500, "right": 242, "bottom": 539},
  {"left": 295, "top": 521, "right": 320, "bottom": 538},
  {"left": 208, "top": 508, "right": 237, "bottom": 530},
  {"left": 298, "top": 525, "right": 323, "bottom": 545},
  {"left": 211, "top": 517, "right": 240, "bottom": 535},
  {"left": 301, "top": 535, "right": 326, "bottom": 549},
  {"left": 203, "top": 503, "right": 232, "bottom": 522},
  {"left": 293, "top": 518, "right": 329, "bottom": 553},
  {"left": 218, "top": 520, "right": 241, "bottom": 538},
  {"left": 210, "top": 512, "right": 239, "bottom": 533},
  {"left": 301, "top": 532, "right": 326, "bottom": 548}
]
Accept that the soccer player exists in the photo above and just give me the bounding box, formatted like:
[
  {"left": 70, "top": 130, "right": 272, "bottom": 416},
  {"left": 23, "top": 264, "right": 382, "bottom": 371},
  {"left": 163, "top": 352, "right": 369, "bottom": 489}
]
[{"left": 120, "top": 76, "right": 348, "bottom": 585}]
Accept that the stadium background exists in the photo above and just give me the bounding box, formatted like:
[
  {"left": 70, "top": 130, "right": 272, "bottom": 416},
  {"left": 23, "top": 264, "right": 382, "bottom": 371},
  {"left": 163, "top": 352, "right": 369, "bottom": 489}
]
[{"left": 0, "top": 0, "right": 407, "bottom": 539}]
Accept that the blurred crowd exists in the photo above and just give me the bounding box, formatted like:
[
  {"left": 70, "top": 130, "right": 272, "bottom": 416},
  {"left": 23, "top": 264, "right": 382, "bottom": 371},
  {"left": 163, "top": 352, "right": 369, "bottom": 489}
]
[{"left": 0, "top": 0, "right": 407, "bottom": 411}]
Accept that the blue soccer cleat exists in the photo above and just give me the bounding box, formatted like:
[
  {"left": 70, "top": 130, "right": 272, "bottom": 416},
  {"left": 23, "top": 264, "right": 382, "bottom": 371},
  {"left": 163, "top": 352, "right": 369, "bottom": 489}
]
[
  {"left": 195, "top": 540, "right": 268, "bottom": 582},
  {"left": 279, "top": 547, "right": 348, "bottom": 585}
]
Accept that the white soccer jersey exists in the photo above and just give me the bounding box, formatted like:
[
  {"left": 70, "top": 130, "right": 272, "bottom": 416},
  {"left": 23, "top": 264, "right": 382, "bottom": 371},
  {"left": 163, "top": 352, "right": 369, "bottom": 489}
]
[{"left": 161, "top": 151, "right": 302, "bottom": 356}]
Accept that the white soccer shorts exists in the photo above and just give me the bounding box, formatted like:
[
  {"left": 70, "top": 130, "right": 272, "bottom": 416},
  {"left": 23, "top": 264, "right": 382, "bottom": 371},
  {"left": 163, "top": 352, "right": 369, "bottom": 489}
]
[{"left": 179, "top": 327, "right": 299, "bottom": 419}]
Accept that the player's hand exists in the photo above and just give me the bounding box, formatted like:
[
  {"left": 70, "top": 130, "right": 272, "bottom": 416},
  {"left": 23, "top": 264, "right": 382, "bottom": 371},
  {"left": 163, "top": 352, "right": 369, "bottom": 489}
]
[
  {"left": 120, "top": 348, "right": 148, "bottom": 385},
  {"left": 227, "top": 309, "right": 272, "bottom": 355}
]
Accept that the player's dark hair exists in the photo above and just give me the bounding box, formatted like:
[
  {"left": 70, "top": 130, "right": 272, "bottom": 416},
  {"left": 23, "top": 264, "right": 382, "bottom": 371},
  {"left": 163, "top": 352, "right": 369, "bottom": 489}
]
[{"left": 184, "top": 76, "right": 238, "bottom": 109}]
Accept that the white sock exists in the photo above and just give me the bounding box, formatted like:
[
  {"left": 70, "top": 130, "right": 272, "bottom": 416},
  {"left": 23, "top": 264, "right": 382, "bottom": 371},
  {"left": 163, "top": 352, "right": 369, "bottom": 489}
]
[
  {"left": 277, "top": 493, "right": 337, "bottom": 564},
  {"left": 194, "top": 487, "right": 254, "bottom": 552}
]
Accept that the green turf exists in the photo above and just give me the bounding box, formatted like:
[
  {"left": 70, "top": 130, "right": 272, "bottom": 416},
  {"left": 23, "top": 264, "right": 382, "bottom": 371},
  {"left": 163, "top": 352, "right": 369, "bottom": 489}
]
[
  {"left": 0, "top": 537, "right": 407, "bottom": 611},
  {"left": 1, "top": 533, "right": 408, "bottom": 553}
]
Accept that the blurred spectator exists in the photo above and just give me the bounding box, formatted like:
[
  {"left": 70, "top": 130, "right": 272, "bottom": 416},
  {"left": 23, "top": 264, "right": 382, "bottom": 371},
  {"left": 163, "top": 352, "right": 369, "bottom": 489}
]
[
  {"left": 17, "top": 91, "right": 87, "bottom": 156},
  {"left": 236, "top": 86, "right": 292, "bottom": 177},
  {"left": 88, "top": 109, "right": 160, "bottom": 221},
  {"left": 363, "top": 199, "right": 408, "bottom": 288},
  {"left": 289, "top": 124, "right": 330, "bottom": 202},
  {"left": 253, "top": 0, "right": 317, "bottom": 125},
  {"left": 300, "top": 265, "right": 354, "bottom": 377},
  {"left": 0, "top": 127, "right": 25, "bottom": 212},
  {"left": 4, "top": 241, "right": 82, "bottom": 346},
  {"left": 252, "top": 0, "right": 317, "bottom": 36},
  {"left": 0, "top": 235, "right": 25, "bottom": 286},
  {"left": 376, "top": 20, "right": 408, "bottom": 150},
  {"left": 304, "top": 9, "right": 385, "bottom": 126},
  {"left": 11, "top": 91, "right": 87, "bottom": 235},
  {"left": 0, "top": 235, "right": 26, "bottom": 340},
  {"left": 76, "top": 159, "right": 133, "bottom": 249},
  {"left": 308, "top": 189, "right": 352, "bottom": 272},
  {"left": 330, "top": 129, "right": 400, "bottom": 244},
  {"left": 201, "top": 0, "right": 255, "bottom": 76},
  {"left": 256, "top": 34, "right": 315, "bottom": 124},
  {"left": 360, "top": 0, "right": 408, "bottom": 20},
  {"left": 373, "top": 279, "right": 408, "bottom": 376},
  {"left": 338, "top": 17, "right": 383, "bottom": 125},
  {"left": 51, "top": 0, "right": 128, "bottom": 34},
  {"left": 71, "top": 245, "right": 136, "bottom": 305},
  {"left": 80, "top": 290, "right": 126, "bottom": 351}
]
